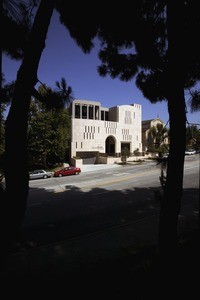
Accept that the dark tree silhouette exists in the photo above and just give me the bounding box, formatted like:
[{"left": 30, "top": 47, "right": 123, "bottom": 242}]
[
  {"left": 58, "top": 1, "right": 200, "bottom": 258},
  {"left": 2, "top": 0, "right": 55, "bottom": 250},
  {"left": 55, "top": 77, "right": 74, "bottom": 109},
  {"left": 188, "top": 89, "right": 200, "bottom": 113},
  {"left": 2, "top": 1, "right": 200, "bottom": 262}
]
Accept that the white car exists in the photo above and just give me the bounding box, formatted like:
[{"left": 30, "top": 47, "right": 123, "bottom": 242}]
[
  {"left": 29, "top": 169, "right": 53, "bottom": 180},
  {"left": 185, "top": 150, "right": 196, "bottom": 155}
]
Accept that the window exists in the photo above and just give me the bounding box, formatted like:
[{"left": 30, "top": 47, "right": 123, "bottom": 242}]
[
  {"left": 89, "top": 105, "right": 93, "bottom": 119},
  {"left": 82, "top": 105, "right": 87, "bottom": 119},
  {"left": 75, "top": 104, "right": 80, "bottom": 118},
  {"left": 95, "top": 106, "right": 99, "bottom": 119}
]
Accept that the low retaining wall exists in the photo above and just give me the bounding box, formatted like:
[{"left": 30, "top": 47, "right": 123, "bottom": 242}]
[{"left": 71, "top": 154, "right": 155, "bottom": 167}]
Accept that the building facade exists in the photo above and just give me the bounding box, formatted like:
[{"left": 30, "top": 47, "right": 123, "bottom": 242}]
[
  {"left": 142, "top": 118, "right": 168, "bottom": 152},
  {"left": 70, "top": 99, "right": 142, "bottom": 164}
]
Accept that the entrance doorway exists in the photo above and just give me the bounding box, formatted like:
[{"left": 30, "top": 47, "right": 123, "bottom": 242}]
[{"left": 106, "top": 136, "right": 116, "bottom": 156}]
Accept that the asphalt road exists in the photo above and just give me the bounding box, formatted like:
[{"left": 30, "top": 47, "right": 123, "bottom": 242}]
[{"left": 22, "top": 155, "right": 199, "bottom": 247}]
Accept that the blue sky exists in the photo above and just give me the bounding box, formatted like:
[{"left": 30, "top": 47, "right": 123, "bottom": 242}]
[{"left": 2, "top": 10, "right": 200, "bottom": 127}]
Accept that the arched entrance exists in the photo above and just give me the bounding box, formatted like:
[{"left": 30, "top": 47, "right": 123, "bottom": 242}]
[{"left": 106, "top": 136, "right": 116, "bottom": 156}]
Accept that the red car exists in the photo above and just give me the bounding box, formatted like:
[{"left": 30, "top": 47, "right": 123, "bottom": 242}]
[{"left": 54, "top": 166, "right": 81, "bottom": 177}]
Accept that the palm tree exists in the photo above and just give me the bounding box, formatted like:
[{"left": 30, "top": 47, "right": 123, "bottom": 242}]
[
  {"left": 148, "top": 123, "right": 169, "bottom": 153},
  {"left": 55, "top": 77, "right": 74, "bottom": 109}
]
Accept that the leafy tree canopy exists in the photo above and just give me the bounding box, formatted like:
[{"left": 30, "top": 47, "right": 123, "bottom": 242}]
[
  {"left": 56, "top": 1, "right": 200, "bottom": 107},
  {"left": 2, "top": 0, "right": 37, "bottom": 59},
  {"left": 28, "top": 96, "right": 71, "bottom": 169}
]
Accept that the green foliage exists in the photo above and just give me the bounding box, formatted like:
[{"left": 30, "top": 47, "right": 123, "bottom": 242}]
[
  {"left": 133, "top": 148, "right": 141, "bottom": 156},
  {"left": 186, "top": 125, "right": 200, "bottom": 149},
  {"left": 121, "top": 147, "right": 130, "bottom": 164},
  {"left": 26, "top": 79, "right": 73, "bottom": 168},
  {"left": 148, "top": 123, "right": 168, "bottom": 152},
  {"left": 27, "top": 99, "right": 71, "bottom": 168}
]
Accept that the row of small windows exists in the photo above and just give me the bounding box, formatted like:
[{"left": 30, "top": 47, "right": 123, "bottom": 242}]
[
  {"left": 122, "top": 135, "right": 132, "bottom": 141},
  {"left": 74, "top": 104, "right": 140, "bottom": 122},
  {"left": 75, "top": 104, "right": 109, "bottom": 120},
  {"left": 122, "top": 134, "right": 139, "bottom": 141},
  {"left": 132, "top": 104, "right": 141, "bottom": 109},
  {"left": 75, "top": 104, "right": 100, "bottom": 120},
  {"left": 76, "top": 142, "right": 83, "bottom": 148},
  {"left": 84, "top": 126, "right": 100, "bottom": 133},
  {"left": 105, "top": 128, "right": 116, "bottom": 134},
  {"left": 104, "top": 121, "right": 117, "bottom": 128},
  {"left": 83, "top": 132, "right": 95, "bottom": 139},
  {"left": 124, "top": 117, "right": 132, "bottom": 124},
  {"left": 124, "top": 111, "right": 135, "bottom": 124},
  {"left": 125, "top": 111, "right": 131, "bottom": 117},
  {"left": 125, "top": 110, "right": 136, "bottom": 118},
  {"left": 122, "top": 128, "right": 130, "bottom": 135}
]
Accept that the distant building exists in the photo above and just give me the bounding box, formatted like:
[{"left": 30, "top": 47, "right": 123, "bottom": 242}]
[
  {"left": 69, "top": 99, "right": 142, "bottom": 164},
  {"left": 142, "top": 118, "right": 168, "bottom": 152}
]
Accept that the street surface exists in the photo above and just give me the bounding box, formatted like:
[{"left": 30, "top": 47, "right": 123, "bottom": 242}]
[{"left": 22, "top": 155, "right": 199, "bottom": 247}]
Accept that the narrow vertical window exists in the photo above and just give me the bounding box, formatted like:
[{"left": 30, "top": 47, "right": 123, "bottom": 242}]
[
  {"left": 89, "top": 105, "right": 93, "bottom": 119},
  {"left": 82, "top": 105, "right": 87, "bottom": 119},
  {"left": 75, "top": 104, "right": 80, "bottom": 118}
]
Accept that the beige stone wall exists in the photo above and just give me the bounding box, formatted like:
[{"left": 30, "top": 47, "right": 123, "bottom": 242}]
[
  {"left": 71, "top": 100, "right": 142, "bottom": 159},
  {"left": 117, "top": 104, "right": 142, "bottom": 153}
]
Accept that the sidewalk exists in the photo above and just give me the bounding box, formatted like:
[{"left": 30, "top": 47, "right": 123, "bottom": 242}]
[
  {"left": 80, "top": 160, "right": 154, "bottom": 173},
  {"left": 80, "top": 162, "right": 124, "bottom": 173}
]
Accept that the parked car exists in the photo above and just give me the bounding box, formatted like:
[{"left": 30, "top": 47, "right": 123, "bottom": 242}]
[
  {"left": 185, "top": 149, "right": 196, "bottom": 155},
  {"left": 29, "top": 169, "right": 53, "bottom": 180},
  {"left": 54, "top": 166, "right": 81, "bottom": 177}
]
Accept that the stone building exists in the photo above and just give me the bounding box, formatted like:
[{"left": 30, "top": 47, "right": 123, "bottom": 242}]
[
  {"left": 69, "top": 99, "right": 142, "bottom": 164},
  {"left": 142, "top": 118, "right": 168, "bottom": 152}
]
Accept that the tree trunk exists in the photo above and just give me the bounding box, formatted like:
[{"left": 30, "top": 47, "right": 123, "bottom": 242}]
[
  {"left": 2, "top": 0, "right": 55, "bottom": 250},
  {"left": 158, "top": 90, "right": 186, "bottom": 255},
  {"left": 158, "top": 1, "right": 186, "bottom": 259}
]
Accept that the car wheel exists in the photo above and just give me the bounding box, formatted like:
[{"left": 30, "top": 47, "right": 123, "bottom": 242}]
[
  {"left": 58, "top": 174, "right": 62, "bottom": 177},
  {"left": 43, "top": 175, "right": 47, "bottom": 179}
]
